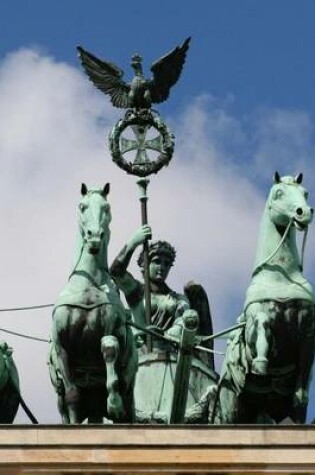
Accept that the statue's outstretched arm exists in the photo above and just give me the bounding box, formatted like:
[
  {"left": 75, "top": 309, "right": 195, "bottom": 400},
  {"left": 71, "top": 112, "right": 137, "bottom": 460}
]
[
  {"left": 110, "top": 225, "right": 151, "bottom": 277},
  {"left": 110, "top": 225, "right": 152, "bottom": 303}
]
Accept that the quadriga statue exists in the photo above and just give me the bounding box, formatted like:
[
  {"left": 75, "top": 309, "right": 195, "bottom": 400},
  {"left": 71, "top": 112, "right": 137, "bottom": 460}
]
[
  {"left": 49, "top": 184, "right": 137, "bottom": 424},
  {"left": 212, "top": 172, "right": 315, "bottom": 424}
]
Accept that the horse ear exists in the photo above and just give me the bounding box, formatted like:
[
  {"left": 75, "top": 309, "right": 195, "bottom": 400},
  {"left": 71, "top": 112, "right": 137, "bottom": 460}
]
[
  {"left": 81, "top": 183, "right": 88, "bottom": 196},
  {"left": 274, "top": 171, "right": 281, "bottom": 183},
  {"left": 102, "top": 183, "right": 110, "bottom": 197},
  {"left": 295, "top": 173, "right": 303, "bottom": 184}
]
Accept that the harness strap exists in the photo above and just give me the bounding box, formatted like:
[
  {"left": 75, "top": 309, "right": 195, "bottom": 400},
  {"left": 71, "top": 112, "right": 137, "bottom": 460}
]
[
  {"left": 301, "top": 225, "right": 308, "bottom": 271},
  {"left": 252, "top": 218, "right": 294, "bottom": 276},
  {"left": 68, "top": 242, "right": 84, "bottom": 281}
]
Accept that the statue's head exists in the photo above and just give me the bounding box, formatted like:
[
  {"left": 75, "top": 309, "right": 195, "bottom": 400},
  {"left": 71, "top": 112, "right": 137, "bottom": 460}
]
[
  {"left": 138, "top": 241, "right": 176, "bottom": 284},
  {"left": 138, "top": 241, "right": 176, "bottom": 268},
  {"left": 131, "top": 53, "right": 143, "bottom": 75},
  {"left": 138, "top": 241, "right": 176, "bottom": 283}
]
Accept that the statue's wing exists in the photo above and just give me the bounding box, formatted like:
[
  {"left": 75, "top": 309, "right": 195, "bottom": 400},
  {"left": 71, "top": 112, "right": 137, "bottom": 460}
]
[
  {"left": 149, "top": 37, "right": 191, "bottom": 104},
  {"left": 77, "top": 46, "right": 130, "bottom": 108},
  {"left": 184, "top": 280, "right": 214, "bottom": 370}
]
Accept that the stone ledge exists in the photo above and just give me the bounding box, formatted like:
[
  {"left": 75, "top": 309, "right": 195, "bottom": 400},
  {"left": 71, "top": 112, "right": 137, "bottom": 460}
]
[{"left": 0, "top": 425, "right": 314, "bottom": 473}]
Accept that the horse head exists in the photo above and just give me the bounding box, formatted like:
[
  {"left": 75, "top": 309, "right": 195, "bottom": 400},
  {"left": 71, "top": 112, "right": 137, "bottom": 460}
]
[
  {"left": 79, "top": 183, "right": 111, "bottom": 254},
  {"left": 268, "top": 172, "right": 313, "bottom": 231}
]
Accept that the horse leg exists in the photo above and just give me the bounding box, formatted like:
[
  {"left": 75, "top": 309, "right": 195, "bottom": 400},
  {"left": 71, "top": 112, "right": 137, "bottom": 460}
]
[
  {"left": 101, "top": 335, "right": 125, "bottom": 421},
  {"left": 218, "top": 381, "right": 240, "bottom": 423},
  {"left": 51, "top": 308, "right": 80, "bottom": 424},
  {"left": 292, "top": 306, "right": 315, "bottom": 423},
  {"left": 251, "top": 311, "right": 271, "bottom": 375},
  {"left": 293, "top": 354, "right": 311, "bottom": 424},
  {"left": 55, "top": 377, "right": 70, "bottom": 424},
  {"left": 48, "top": 342, "right": 71, "bottom": 423},
  {"left": 52, "top": 343, "right": 80, "bottom": 424},
  {"left": 56, "top": 346, "right": 80, "bottom": 424},
  {"left": 119, "top": 325, "right": 138, "bottom": 423},
  {"left": 49, "top": 344, "right": 79, "bottom": 423}
]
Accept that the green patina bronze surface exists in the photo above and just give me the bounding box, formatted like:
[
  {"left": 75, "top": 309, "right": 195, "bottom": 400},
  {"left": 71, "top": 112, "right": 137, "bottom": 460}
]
[
  {"left": 169, "top": 310, "right": 199, "bottom": 423},
  {"left": 77, "top": 39, "right": 190, "bottom": 177},
  {"left": 110, "top": 225, "right": 188, "bottom": 338},
  {"left": 75, "top": 39, "right": 219, "bottom": 425},
  {"left": 109, "top": 110, "right": 174, "bottom": 177},
  {"left": 74, "top": 39, "right": 315, "bottom": 426},
  {"left": 77, "top": 38, "right": 190, "bottom": 111},
  {"left": 49, "top": 184, "right": 137, "bottom": 424},
  {"left": 215, "top": 173, "right": 315, "bottom": 424},
  {"left": 0, "top": 341, "right": 20, "bottom": 423},
  {"left": 110, "top": 225, "right": 217, "bottom": 423}
]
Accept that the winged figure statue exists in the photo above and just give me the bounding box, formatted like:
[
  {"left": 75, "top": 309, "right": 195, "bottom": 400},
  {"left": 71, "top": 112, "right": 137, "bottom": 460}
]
[{"left": 77, "top": 37, "right": 191, "bottom": 110}]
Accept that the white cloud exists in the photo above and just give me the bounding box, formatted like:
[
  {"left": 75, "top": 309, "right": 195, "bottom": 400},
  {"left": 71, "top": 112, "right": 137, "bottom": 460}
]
[
  {"left": 0, "top": 49, "right": 313, "bottom": 422},
  {"left": 251, "top": 108, "right": 315, "bottom": 179}
]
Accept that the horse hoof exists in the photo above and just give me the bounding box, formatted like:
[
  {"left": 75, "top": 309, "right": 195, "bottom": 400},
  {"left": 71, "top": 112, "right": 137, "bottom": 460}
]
[
  {"left": 107, "top": 394, "right": 125, "bottom": 421},
  {"left": 252, "top": 357, "right": 268, "bottom": 375}
]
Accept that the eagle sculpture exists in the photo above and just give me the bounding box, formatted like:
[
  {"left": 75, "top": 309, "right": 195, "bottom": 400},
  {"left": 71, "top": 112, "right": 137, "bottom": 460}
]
[{"left": 77, "top": 37, "right": 191, "bottom": 110}]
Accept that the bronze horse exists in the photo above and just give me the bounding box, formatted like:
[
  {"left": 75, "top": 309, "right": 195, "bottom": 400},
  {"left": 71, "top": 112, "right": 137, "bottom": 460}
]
[
  {"left": 216, "top": 173, "right": 315, "bottom": 424},
  {"left": 49, "top": 184, "right": 137, "bottom": 423}
]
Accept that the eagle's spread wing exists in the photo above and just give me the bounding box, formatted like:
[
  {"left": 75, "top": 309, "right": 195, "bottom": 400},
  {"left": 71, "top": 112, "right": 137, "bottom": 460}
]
[
  {"left": 77, "top": 46, "right": 130, "bottom": 108},
  {"left": 149, "top": 37, "right": 191, "bottom": 104}
]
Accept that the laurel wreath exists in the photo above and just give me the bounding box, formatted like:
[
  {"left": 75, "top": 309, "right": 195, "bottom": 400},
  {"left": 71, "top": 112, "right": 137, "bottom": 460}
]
[{"left": 109, "top": 110, "right": 175, "bottom": 177}]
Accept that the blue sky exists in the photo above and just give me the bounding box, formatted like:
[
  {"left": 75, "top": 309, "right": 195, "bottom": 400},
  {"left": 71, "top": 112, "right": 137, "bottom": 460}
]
[
  {"left": 2, "top": 1, "right": 315, "bottom": 115},
  {"left": 0, "top": 1, "right": 315, "bottom": 423}
]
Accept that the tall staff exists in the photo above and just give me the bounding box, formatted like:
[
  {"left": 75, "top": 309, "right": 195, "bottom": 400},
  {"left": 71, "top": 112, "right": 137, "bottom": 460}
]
[
  {"left": 77, "top": 38, "right": 191, "bottom": 351},
  {"left": 109, "top": 112, "right": 175, "bottom": 351},
  {"left": 137, "top": 178, "right": 152, "bottom": 349}
]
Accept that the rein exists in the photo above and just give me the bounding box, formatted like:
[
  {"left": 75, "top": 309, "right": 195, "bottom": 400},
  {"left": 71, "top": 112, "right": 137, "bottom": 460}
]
[
  {"left": 68, "top": 242, "right": 84, "bottom": 281},
  {"left": 252, "top": 213, "right": 309, "bottom": 276},
  {"left": 252, "top": 217, "right": 294, "bottom": 276},
  {"left": 301, "top": 225, "right": 308, "bottom": 271}
]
